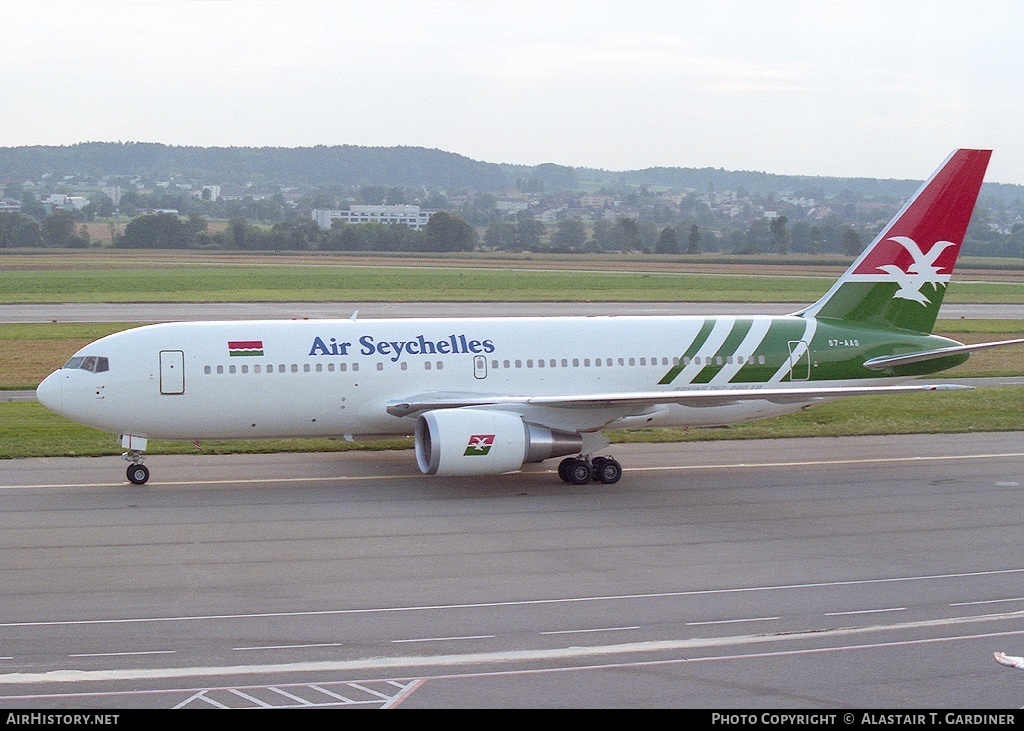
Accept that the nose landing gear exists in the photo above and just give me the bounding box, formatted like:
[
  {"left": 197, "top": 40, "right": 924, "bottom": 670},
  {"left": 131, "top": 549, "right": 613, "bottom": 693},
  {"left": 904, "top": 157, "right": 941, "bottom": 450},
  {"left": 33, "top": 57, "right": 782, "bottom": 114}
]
[
  {"left": 126, "top": 462, "right": 150, "bottom": 485},
  {"left": 557, "top": 455, "right": 622, "bottom": 485},
  {"left": 120, "top": 435, "right": 150, "bottom": 485}
]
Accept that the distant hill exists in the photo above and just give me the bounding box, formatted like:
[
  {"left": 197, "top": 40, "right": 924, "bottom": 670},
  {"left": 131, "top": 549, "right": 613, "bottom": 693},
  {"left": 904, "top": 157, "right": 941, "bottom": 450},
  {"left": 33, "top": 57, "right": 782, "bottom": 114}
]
[{"left": 1, "top": 142, "right": 1022, "bottom": 203}]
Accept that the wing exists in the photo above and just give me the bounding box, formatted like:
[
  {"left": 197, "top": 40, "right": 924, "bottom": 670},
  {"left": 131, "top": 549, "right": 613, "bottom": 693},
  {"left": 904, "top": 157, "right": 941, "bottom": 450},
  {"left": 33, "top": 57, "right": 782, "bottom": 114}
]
[{"left": 387, "top": 382, "right": 971, "bottom": 419}]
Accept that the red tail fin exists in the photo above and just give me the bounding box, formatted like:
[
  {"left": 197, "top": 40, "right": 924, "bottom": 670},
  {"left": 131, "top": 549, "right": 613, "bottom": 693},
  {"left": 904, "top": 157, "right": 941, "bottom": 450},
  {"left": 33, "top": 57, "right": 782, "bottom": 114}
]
[{"left": 801, "top": 149, "right": 991, "bottom": 333}]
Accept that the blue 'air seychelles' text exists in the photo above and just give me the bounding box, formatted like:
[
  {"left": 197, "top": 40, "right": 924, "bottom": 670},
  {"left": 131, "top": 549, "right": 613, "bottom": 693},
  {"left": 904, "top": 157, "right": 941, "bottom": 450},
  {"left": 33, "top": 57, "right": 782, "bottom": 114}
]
[{"left": 309, "top": 334, "right": 495, "bottom": 362}]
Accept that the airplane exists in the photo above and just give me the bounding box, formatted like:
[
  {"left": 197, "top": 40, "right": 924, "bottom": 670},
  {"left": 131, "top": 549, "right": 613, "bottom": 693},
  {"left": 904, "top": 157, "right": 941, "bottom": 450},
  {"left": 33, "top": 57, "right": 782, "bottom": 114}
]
[{"left": 35, "top": 149, "right": 1024, "bottom": 486}]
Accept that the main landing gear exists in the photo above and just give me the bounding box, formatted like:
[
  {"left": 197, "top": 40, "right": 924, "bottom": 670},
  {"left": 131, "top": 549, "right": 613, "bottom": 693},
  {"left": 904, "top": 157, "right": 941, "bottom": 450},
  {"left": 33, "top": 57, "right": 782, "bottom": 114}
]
[{"left": 557, "top": 455, "right": 622, "bottom": 485}]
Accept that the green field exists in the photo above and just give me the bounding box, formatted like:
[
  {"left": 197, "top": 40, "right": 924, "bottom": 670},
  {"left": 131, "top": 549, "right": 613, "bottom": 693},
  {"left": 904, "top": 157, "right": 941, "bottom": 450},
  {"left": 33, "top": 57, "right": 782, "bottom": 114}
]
[{"left": 3, "top": 264, "right": 1024, "bottom": 303}]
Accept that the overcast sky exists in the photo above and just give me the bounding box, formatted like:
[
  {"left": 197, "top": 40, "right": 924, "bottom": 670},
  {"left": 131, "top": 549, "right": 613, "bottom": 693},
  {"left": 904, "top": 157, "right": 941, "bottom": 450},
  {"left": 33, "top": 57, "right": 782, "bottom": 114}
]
[{"left": 4, "top": 0, "right": 1023, "bottom": 184}]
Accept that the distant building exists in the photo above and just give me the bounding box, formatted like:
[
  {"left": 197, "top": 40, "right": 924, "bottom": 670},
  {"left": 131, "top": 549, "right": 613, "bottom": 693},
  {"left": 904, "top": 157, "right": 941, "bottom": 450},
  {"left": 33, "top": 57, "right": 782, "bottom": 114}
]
[
  {"left": 495, "top": 200, "right": 529, "bottom": 213},
  {"left": 101, "top": 186, "right": 122, "bottom": 207},
  {"left": 312, "top": 205, "right": 433, "bottom": 231},
  {"left": 580, "top": 194, "right": 615, "bottom": 208}
]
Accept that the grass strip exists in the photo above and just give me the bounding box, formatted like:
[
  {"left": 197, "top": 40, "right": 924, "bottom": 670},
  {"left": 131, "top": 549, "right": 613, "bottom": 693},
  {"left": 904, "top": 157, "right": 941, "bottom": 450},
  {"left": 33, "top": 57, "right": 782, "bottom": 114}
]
[{"left": 2, "top": 266, "right": 1023, "bottom": 304}]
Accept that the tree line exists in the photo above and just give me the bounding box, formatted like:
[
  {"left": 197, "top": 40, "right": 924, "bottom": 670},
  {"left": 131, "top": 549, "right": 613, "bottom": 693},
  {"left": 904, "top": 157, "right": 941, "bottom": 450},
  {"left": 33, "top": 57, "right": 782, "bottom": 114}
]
[{"left": 3, "top": 208, "right": 1022, "bottom": 259}]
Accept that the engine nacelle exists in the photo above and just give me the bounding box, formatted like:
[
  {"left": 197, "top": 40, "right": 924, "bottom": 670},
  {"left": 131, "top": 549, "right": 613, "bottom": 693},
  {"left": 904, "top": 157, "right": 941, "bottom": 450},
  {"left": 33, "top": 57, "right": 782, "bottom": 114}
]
[{"left": 415, "top": 409, "right": 583, "bottom": 476}]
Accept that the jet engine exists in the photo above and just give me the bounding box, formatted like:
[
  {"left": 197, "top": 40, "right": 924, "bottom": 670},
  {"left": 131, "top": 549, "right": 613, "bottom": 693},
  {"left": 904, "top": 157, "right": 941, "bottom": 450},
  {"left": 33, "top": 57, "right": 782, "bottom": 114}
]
[{"left": 415, "top": 409, "right": 583, "bottom": 476}]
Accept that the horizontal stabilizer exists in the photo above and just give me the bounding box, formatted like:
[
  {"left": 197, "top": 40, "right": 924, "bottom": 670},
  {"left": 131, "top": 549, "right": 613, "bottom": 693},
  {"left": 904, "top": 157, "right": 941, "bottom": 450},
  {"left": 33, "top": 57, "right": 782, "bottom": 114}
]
[{"left": 862, "top": 338, "right": 1024, "bottom": 371}]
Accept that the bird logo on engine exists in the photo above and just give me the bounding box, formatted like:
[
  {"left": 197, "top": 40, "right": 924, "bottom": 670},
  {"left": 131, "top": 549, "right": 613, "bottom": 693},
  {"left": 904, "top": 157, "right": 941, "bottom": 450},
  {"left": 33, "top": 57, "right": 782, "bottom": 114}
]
[{"left": 464, "top": 434, "right": 495, "bottom": 456}]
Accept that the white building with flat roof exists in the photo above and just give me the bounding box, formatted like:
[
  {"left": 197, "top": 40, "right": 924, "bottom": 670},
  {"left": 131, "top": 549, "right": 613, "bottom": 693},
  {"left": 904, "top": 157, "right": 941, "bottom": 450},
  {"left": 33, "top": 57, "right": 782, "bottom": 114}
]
[{"left": 312, "top": 205, "right": 433, "bottom": 230}]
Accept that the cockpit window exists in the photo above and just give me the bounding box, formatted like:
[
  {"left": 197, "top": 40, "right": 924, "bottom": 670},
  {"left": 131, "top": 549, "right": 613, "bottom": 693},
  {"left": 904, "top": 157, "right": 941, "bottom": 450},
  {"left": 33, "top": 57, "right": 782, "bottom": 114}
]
[{"left": 62, "top": 356, "right": 109, "bottom": 373}]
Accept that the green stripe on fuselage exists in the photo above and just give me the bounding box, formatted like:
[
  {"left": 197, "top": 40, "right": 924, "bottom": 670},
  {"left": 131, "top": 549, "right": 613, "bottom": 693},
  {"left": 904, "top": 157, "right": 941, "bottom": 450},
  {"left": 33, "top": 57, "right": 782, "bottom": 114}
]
[
  {"left": 690, "top": 319, "right": 755, "bottom": 384},
  {"left": 658, "top": 318, "right": 715, "bottom": 384},
  {"left": 728, "top": 318, "right": 808, "bottom": 383}
]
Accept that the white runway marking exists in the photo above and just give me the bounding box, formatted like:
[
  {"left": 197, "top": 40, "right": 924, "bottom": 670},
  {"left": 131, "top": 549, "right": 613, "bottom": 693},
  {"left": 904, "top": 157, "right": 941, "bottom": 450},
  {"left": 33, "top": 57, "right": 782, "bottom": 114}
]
[
  {"left": 392, "top": 635, "right": 495, "bottom": 644},
  {"left": 539, "top": 626, "right": 640, "bottom": 635},
  {"left": 3, "top": 608, "right": 1024, "bottom": 685},
  {"left": 686, "top": 616, "right": 781, "bottom": 626},
  {"left": 3, "top": 567, "right": 1024, "bottom": 630}
]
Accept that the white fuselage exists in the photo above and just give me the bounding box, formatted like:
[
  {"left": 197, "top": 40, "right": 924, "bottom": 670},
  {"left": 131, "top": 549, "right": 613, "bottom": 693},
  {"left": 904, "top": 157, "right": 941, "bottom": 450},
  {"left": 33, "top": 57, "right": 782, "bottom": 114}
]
[{"left": 36, "top": 314, "right": 856, "bottom": 442}]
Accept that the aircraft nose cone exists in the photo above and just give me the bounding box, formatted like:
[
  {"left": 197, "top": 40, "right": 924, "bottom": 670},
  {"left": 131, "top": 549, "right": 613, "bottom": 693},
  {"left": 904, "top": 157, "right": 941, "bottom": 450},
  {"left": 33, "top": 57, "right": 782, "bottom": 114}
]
[{"left": 35, "top": 371, "right": 63, "bottom": 413}]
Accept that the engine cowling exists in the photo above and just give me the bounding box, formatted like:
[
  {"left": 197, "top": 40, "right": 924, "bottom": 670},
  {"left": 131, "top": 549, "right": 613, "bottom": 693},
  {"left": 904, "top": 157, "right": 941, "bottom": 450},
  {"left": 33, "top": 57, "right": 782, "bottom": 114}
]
[{"left": 415, "top": 409, "right": 583, "bottom": 476}]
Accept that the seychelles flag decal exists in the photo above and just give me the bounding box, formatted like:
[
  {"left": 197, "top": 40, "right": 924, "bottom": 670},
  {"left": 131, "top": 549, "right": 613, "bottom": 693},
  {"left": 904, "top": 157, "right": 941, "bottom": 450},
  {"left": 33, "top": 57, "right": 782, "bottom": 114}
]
[
  {"left": 228, "top": 340, "right": 264, "bottom": 357},
  {"left": 464, "top": 434, "right": 495, "bottom": 456}
]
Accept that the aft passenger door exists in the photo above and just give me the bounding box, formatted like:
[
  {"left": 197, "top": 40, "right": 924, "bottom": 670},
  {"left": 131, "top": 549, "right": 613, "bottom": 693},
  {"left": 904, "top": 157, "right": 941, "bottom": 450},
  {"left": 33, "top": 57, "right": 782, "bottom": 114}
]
[
  {"left": 787, "top": 340, "right": 810, "bottom": 381},
  {"left": 160, "top": 350, "right": 185, "bottom": 394}
]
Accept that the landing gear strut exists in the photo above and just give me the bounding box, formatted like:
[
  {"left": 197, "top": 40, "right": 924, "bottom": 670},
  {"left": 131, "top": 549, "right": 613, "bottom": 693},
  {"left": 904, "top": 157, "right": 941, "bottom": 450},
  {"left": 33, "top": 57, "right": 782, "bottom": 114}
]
[{"left": 557, "top": 455, "right": 622, "bottom": 485}]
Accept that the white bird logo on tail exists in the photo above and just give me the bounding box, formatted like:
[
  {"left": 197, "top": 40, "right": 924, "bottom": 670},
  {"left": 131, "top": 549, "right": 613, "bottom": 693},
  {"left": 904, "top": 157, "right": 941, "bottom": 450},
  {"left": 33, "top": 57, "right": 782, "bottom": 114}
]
[{"left": 877, "top": 236, "right": 956, "bottom": 305}]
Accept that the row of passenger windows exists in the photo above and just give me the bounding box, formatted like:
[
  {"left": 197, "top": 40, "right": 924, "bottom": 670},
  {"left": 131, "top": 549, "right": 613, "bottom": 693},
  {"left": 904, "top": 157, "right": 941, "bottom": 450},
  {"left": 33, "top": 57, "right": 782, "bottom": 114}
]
[
  {"left": 492, "top": 354, "right": 767, "bottom": 369},
  {"left": 202, "top": 354, "right": 768, "bottom": 376},
  {"left": 205, "top": 362, "right": 365, "bottom": 375}
]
